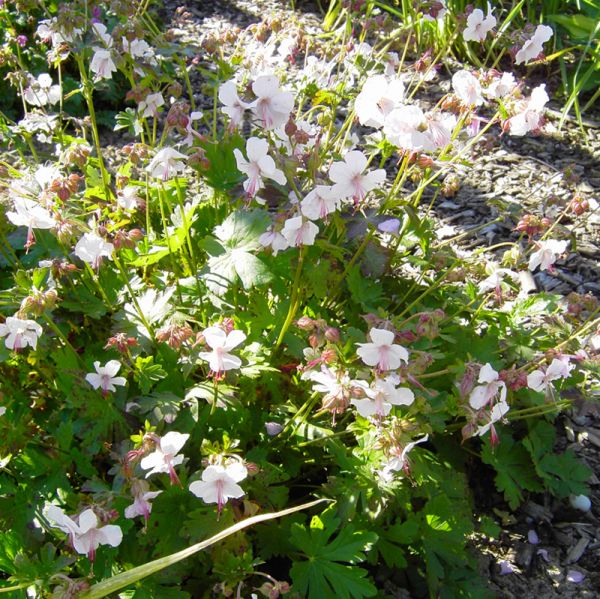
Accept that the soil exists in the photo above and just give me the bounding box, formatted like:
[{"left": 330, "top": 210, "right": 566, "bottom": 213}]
[{"left": 157, "top": 0, "right": 600, "bottom": 596}]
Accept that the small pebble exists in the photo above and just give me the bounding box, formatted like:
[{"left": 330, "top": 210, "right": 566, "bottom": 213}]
[
  {"left": 566, "top": 570, "right": 585, "bottom": 584},
  {"left": 569, "top": 494, "right": 592, "bottom": 512}
]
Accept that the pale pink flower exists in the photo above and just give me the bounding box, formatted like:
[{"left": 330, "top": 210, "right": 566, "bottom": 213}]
[
  {"left": 259, "top": 227, "right": 290, "bottom": 255},
  {"left": 140, "top": 431, "right": 189, "bottom": 483},
  {"left": 23, "top": 73, "right": 61, "bottom": 107},
  {"left": 85, "top": 360, "right": 126, "bottom": 394},
  {"left": 452, "top": 70, "right": 484, "bottom": 106},
  {"left": 45, "top": 505, "right": 122, "bottom": 561},
  {"left": 515, "top": 24, "right": 553, "bottom": 65},
  {"left": 478, "top": 265, "right": 519, "bottom": 294},
  {"left": 116, "top": 186, "right": 142, "bottom": 211},
  {"left": 509, "top": 84, "right": 549, "bottom": 136},
  {"left": 469, "top": 363, "right": 507, "bottom": 409},
  {"left": 424, "top": 112, "right": 457, "bottom": 149},
  {"left": 198, "top": 326, "right": 246, "bottom": 373},
  {"left": 251, "top": 75, "right": 294, "bottom": 130},
  {"left": 90, "top": 48, "right": 117, "bottom": 80},
  {"left": 329, "top": 151, "right": 386, "bottom": 203},
  {"left": 463, "top": 5, "right": 496, "bottom": 43},
  {"left": 485, "top": 72, "right": 517, "bottom": 99},
  {"left": 233, "top": 137, "right": 286, "bottom": 198},
  {"left": 281, "top": 216, "right": 319, "bottom": 247},
  {"left": 300, "top": 185, "right": 340, "bottom": 220},
  {"left": 7, "top": 197, "right": 55, "bottom": 249},
  {"left": 139, "top": 92, "right": 164, "bottom": 118},
  {"left": 147, "top": 147, "right": 187, "bottom": 180},
  {"left": 379, "top": 434, "right": 429, "bottom": 481},
  {"left": 355, "top": 75, "right": 405, "bottom": 128},
  {"left": 189, "top": 461, "right": 247, "bottom": 511},
  {"left": 122, "top": 38, "right": 153, "bottom": 59},
  {"left": 219, "top": 81, "right": 251, "bottom": 129},
  {"left": 351, "top": 375, "right": 415, "bottom": 418},
  {"left": 0, "top": 316, "right": 42, "bottom": 350},
  {"left": 183, "top": 111, "right": 204, "bottom": 146},
  {"left": 91, "top": 22, "right": 112, "bottom": 47},
  {"left": 383, "top": 105, "right": 431, "bottom": 150},
  {"left": 124, "top": 480, "right": 162, "bottom": 522},
  {"left": 356, "top": 328, "right": 409, "bottom": 371},
  {"left": 528, "top": 238, "right": 567, "bottom": 272},
  {"left": 527, "top": 358, "right": 573, "bottom": 392},
  {"left": 74, "top": 232, "right": 114, "bottom": 268},
  {"left": 476, "top": 400, "right": 510, "bottom": 437}
]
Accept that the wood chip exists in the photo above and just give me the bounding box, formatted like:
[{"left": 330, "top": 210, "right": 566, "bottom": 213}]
[{"left": 565, "top": 537, "right": 589, "bottom": 564}]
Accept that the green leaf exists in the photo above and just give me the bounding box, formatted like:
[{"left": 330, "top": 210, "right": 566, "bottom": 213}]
[
  {"left": 134, "top": 356, "right": 167, "bottom": 394},
  {"left": 195, "top": 135, "right": 245, "bottom": 191},
  {"left": 346, "top": 265, "right": 382, "bottom": 310},
  {"left": 481, "top": 434, "right": 543, "bottom": 509},
  {"left": 290, "top": 559, "right": 376, "bottom": 599},
  {"left": 290, "top": 507, "right": 377, "bottom": 599},
  {"left": 202, "top": 210, "right": 272, "bottom": 293}
]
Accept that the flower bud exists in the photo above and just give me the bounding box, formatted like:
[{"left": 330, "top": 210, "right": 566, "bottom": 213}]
[{"left": 324, "top": 327, "right": 340, "bottom": 343}]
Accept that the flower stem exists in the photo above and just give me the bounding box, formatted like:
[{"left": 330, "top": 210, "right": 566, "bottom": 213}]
[{"left": 275, "top": 247, "right": 305, "bottom": 349}]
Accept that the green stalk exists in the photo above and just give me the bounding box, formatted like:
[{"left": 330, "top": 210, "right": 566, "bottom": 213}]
[
  {"left": 275, "top": 247, "right": 306, "bottom": 349},
  {"left": 75, "top": 56, "right": 112, "bottom": 201}
]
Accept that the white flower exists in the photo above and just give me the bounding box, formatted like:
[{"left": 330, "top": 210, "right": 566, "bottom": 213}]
[
  {"left": 356, "top": 328, "right": 409, "bottom": 371},
  {"left": 478, "top": 264, "right": 519, "bottom": 293},
  {"left": 329, "top": 151, "right": 386, "bottom": 203},
  {"left": 139, "top": 92, "right": 164, "bottom": 118},
  {"left": 7, "top": 197, "right": 55, "bottom": 249},
  {"left": 485, "top": 72, "right": 517, "bottom": 99},
  {"left": 424, "top": 112, "right": 457, "bottom": 149},
  {"left": 123, "top": 37, "right": 153, "bottom": 59},
  {"left": 124, "top": 480, "right": 162, "bottom": 522},
  {"left": 23, "top": 73, "right": 61, "bottom": 107},
  {"left": 233, "top": 137, "right": 286, "bottom": 198},
  {"left": 116, "top": 186, "right": 142, "bottom": 210},
  {"left": 74, "top": 233, "right": 114, "bottom": 268},
  {"left": 183, "top": 111, "right": 204, "bottom": 146},
  {"left": 7, "top": 198, "right": 55, "bottom": 230},
  {"left": 198, "top": 326, "right": 246, "bottom": 373},
  {"left": 452, "top": 70, "right": 484, "bottom": 106},
  {"left": 189, "top": 462, "right": 247, "bottom": 511},
  {"left": 351, "top": 375, "right": 415, "bottom": 418},
  {"left": 85, "top": 360, "right": 127, "bottom": 394},
  {"left": 0, "top": 316, "right": 42, "bottom": 350},
  {"left": 281, "top": 216, "right": 319, "bottom": 247},
  {"left": 379, "top": 434, "right": 429, "bottom": 481},
  {"left": 463, "top": 5, "right": 496, "bottom": 43},
  {"left": 527, "top": 358, "right": 573, "bottom": 392},
  {"left": 469, "top": 363, "right": 507, "bottom": 410},
  {"left": 509, "top": 84, "right": 549, "bottom": 136},
  {"left": 90, "top": 48, "right": 117, "bottom": 80},
  {"left": 219, "top": 81, "right": 251, "bottom": 129},
  {"left": 259, "top": 227, "right": 290, "bottom": 255},
  {"left": 251, "top": 75, "right": 294, "bottom": 130},
  {"left": 383, "top": 105, "right": 431, "bottom": 151},
  {"left": 355, "top": 75, "right": 405, "bottom": 128},
  {"left": 300, "top": 185, "right": 341, "bottom": 220},
  {"left": 528, "top": 239, "right": 568, "bottom": 272},
  {"left": 140, "top": 431, "right": 190, "bottom": 483},
  {"left": 91, "top": 22, "right": 112, "bottom": 47},
  {"left": 44, "top": 505, "right": 122, "bottom": 561},
  {"left": 476, "top": 400, "right": 509, "bottom": 437},
  {"left": 0, "top": 406, "right": 5, "bottom": 417},
  {"left": 515, "top": 24, "right": 553, "bottom": 65},
  {"left": 147, "top": 147, "right": 187, "bottom": 180}
]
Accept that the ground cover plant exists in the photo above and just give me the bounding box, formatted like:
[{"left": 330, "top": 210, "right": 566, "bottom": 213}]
[{"left": 0, "top": 0, "right": 599, "bottom": 597}]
